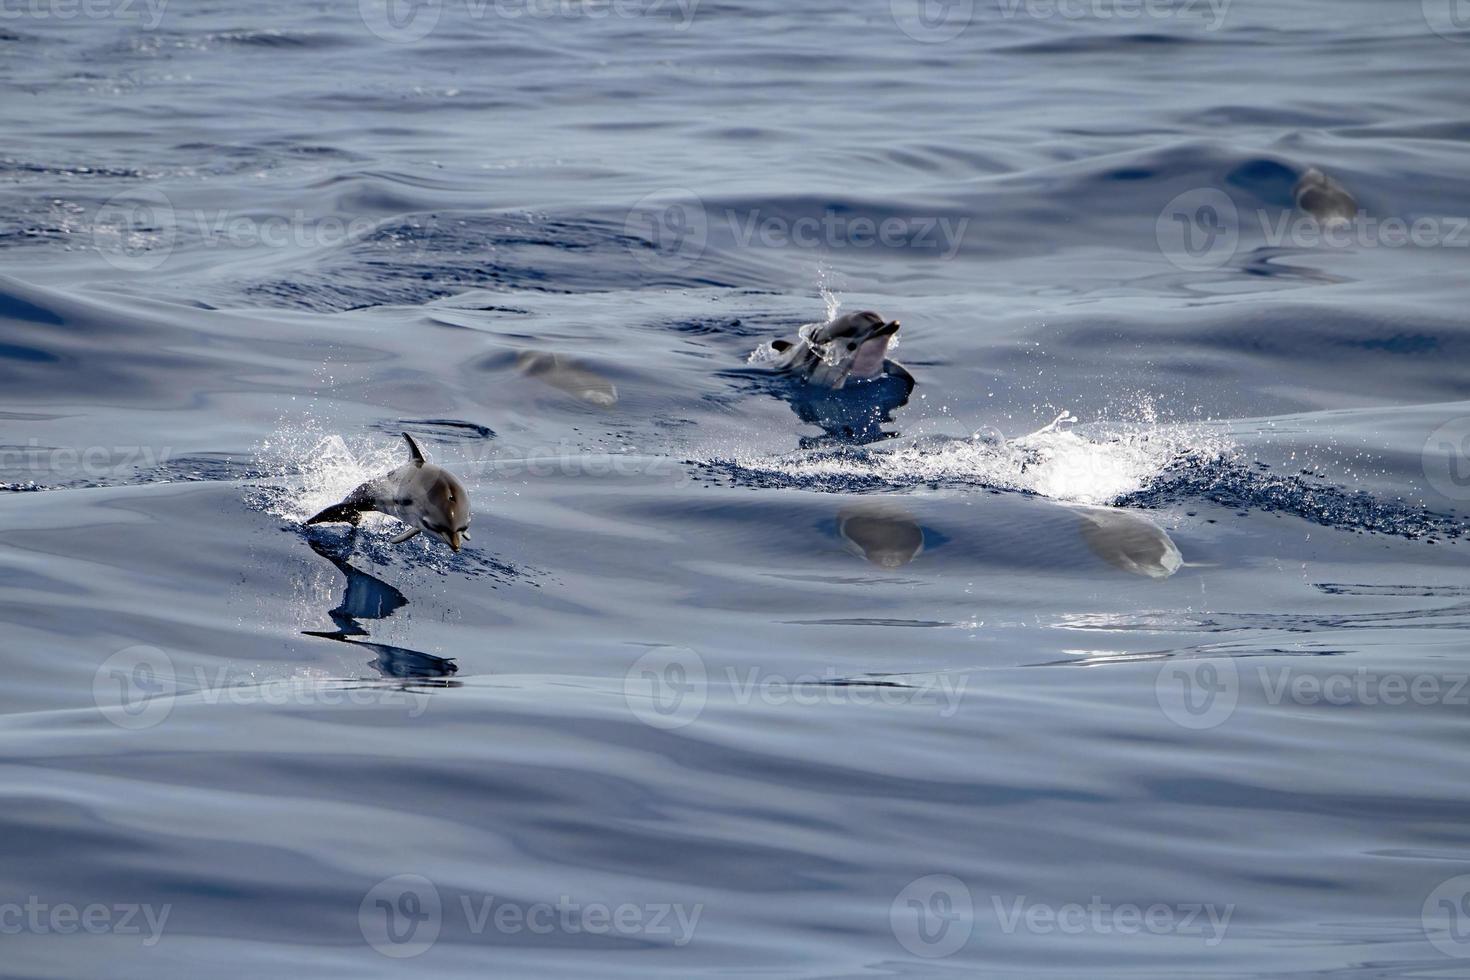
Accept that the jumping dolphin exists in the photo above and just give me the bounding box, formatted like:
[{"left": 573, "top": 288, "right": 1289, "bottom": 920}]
[
  {"left": 305, "top": 433, "right": 472, "bottom": 552},
  {"left": 767, "top": 311, "right": 912, "bottom": 390}
]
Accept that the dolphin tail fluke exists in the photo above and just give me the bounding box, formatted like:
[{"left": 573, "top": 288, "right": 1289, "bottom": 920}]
[{"left": 306, "top": 501, "right": 367, "bottom": 526}]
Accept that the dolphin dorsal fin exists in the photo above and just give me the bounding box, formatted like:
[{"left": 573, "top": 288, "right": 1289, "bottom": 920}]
[{"left": 403, "top": 433, "right": 426, "bottom": 467}]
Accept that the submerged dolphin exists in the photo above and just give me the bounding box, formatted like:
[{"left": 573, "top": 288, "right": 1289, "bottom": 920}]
[
  {"left": 306, "top": 433, "right": 472, "bottom": 552},
  {"left": 1073, "top": 506, "right": 1182, "bottom": 579},
  {"left": 768, "top": 311, "right": 912, "bottom": 390},
  {"left": 516, "top": 351, "right": 619, "bottom": 408},
  {"left": 1293, "top": 167, "right": 1357, "bottom": 228},
  {"left": 838, "top": 502, "right": 925, "bottom": 568}
]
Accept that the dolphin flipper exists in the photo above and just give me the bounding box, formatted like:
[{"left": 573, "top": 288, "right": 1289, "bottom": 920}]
[{"left": 389, "top": 527, "right": 422, "bottom": 544}]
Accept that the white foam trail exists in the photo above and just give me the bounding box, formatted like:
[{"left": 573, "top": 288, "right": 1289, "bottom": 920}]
[{"left": 723, "top": 417, "right": 1232, "bottom": 506}]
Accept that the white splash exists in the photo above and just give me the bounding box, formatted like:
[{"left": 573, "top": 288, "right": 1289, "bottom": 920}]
[{"left": 250, "top": 423, "right": 405, "bottom": 524}]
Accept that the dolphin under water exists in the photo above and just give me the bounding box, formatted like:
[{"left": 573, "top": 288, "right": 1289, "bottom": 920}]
[
  {"left": 306, "top": 433, "right": 472, "bottom": 552},
  {"left": 1293, "top": 167, "right": 1358, "bottom": 228},
  {"left": 516, "top": 350, "right": 619, "bottom": 408},
  {"left": 1072, "top": 506, "right": 1183, "bottom": 579},
  {"left": 837, "top": 502, "right": 925, "bottom": 569}
]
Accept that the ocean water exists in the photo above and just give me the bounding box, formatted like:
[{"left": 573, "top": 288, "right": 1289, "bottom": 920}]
[{"left": 4, "top": 0, "right": 1470, "bottom": 975}]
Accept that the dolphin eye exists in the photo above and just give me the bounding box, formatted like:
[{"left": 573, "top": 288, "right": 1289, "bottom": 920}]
[{"left": 847, "top": 342, "right": 857, "bottom": 351}]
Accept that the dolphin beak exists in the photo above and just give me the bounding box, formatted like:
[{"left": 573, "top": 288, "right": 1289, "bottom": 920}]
[
  {"left": 448, "top": 531, "right": 463, "bottom": 553},
  {"left": 874, "top": 319, "right": 901, "bottom": 338}
]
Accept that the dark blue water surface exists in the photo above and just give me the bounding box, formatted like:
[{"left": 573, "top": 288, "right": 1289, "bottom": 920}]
[{"left": 5, "top": 0, "right": 1470, "bottom": 976}]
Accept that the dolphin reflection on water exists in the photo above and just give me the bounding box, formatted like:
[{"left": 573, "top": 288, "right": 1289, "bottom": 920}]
[
  {"left": 302, "top": 537, "right": 460, "bottom": 681},
  {"left": 1072, "top": 506, "right": 1183, "bottom": 580}
]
